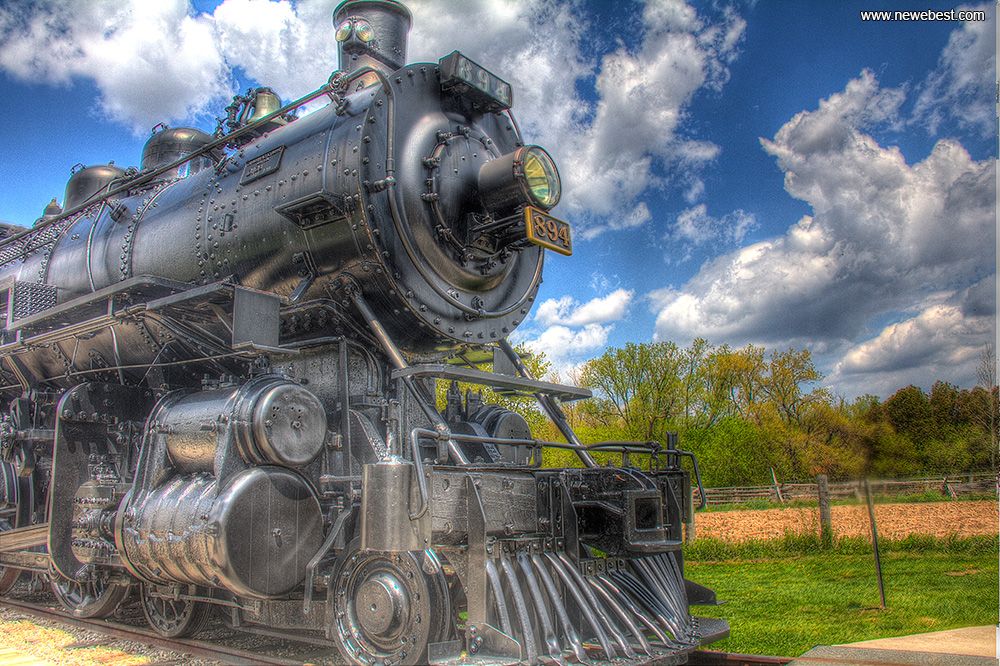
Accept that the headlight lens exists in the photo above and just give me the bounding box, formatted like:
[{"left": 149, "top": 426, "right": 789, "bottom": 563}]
[
  {"left": 335, "top": 20, "right": 353, "bottom": 41},
  {"left": 354, "top": 20, "right": 375, "bottom": 42},
  {"left": 335, "top": 19, "right": 374, "bottom": 43},
  {"left": 522, "top": 147, "right": 560, "bottom": 209}
]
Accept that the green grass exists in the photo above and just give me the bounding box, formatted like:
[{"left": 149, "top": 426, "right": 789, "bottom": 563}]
[
  {"left": 686, "top": 541, "right": 999, "bottom": 657},
  {"left": 685, "top": 532, "right": 996, "bottom": 560}
]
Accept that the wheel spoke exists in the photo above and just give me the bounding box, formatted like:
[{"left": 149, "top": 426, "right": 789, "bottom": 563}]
[
  {"left": 50, "top": 571, "right": 129, "bottom": 619},
  {"left": 141, "top": 584, "right": 210, "bottom": 639}
]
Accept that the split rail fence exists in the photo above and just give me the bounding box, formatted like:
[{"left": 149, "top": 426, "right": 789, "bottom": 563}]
[{"left": 692, "top": 471, "right": 997, "bottom": 507}]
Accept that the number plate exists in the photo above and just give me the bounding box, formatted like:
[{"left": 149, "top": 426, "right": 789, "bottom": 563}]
[
  {"left": 525, "top": 207, "right": 572, "bottom": 256},
  {"left": 439, "top": 51, "right": 512, "bottom": 113}
]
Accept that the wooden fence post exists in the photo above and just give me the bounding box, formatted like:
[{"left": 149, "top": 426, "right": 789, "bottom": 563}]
[{"left": 817, "top": 474, "right": 832, "bottom": 548}]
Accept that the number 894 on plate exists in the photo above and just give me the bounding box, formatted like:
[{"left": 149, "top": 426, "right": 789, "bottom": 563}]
[{"left": 524, "top": 207, "right": 572, "bottom": 256}]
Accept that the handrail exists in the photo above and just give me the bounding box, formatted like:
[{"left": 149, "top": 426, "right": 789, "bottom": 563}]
[{"left": 0, "top": 77, "right": 343, "bottom": 247}]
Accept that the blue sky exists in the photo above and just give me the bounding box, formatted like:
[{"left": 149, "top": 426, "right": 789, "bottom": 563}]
[{"left": 0, "top": 0, "right": 995, "bottom": 399}]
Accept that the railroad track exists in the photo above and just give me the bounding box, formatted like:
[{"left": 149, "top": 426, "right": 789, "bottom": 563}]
[
  {"left": 1, "top": 594, "right": 795, "bottom": 666},
  {"left": 687, "top": 650, "right": 794, "bottom": 666},
  {"left": 0, "top": 595, "right": 332, "bottom": 666}
]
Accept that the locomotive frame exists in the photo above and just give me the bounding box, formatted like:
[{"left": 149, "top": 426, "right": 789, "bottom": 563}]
[{"left": 0, "top": 1, "right": 728, "bottom": 664}]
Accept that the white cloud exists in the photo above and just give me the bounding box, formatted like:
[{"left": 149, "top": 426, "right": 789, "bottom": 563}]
[
  {"left": 519, "top": 287, "right": 633, "bottom": 374},
  {"left": 535, "top": 288, "right": 634, "bottom": 327},
  {"left": 672, "top": 203, "right": 756, "bottom": 247},
  {"left": 557, "top": 2, "right": 744, "bottom": 235},
  {"left": 0, "top": 0, "right": 231, "bottom": 132},
  {"left": 830, "top": 278, "right": 996, "bottom": 397},
  {"left": 650, "top": 70, "right": 995, "bottom": 396},
  {"left": 912, "top": 3, "right": 995, "bottom": 136},
  {"left": 516, "top": 323, "right": 613, "bottom": 376},
  {"left": 212, "top": 0, "right": 342, "bottom": 103}
]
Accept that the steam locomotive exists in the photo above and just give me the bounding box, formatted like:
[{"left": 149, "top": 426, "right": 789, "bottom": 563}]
[{"left": 0, "top": 1, "right": 727, "bottom": 664}]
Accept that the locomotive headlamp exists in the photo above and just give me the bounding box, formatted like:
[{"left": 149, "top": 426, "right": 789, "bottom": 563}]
[
  {"left": 335, "top": 18, "right": 376, "bottom": 42},
  {"left": 478, "top": 145, "right": 561, "bottom": 215},
  {"left": 522, "top": 147, "right": 560, "bottom": 208}
]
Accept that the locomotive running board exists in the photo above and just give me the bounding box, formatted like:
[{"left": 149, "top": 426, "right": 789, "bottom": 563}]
[{"left": 391, "top": 363, "right": 591, "bottom": 402}]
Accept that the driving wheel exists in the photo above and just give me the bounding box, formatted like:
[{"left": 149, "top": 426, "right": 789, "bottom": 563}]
[
  {"left": 330, "top": 543, "right": 451, "bottom": 666},
  {"left": 0, "top": 520, "right": 23, "bottom": 594},
  {"left": 49, "top": 570, "right": 129, "bottom": 618},
  {"left": 0, "top": 461, "right": 35, "bottom": 594},
  {"left": 140, "top": 584, "right": 211, "bottom": 638}
]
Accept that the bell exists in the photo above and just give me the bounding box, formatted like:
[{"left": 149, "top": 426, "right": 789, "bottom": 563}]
[{"left": 247, "top": 88, "right": 283, "bottom": 124}]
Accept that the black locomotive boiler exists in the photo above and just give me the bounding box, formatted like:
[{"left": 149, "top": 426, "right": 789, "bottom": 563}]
[{"left": 0, "top": 1, "right": 727, "bottom": 663}]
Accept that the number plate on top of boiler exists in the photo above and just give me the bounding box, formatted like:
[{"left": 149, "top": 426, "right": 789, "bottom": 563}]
[{"left": 524, "top": 207, "right": 572, "bottom": 256}]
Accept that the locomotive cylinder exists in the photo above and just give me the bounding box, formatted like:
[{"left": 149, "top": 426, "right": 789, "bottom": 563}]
[{"left": 118, "top": 466, "right": 324, "bottom": 599}]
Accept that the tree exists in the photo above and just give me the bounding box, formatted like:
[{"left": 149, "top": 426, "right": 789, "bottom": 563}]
[
  {"left": 679, "top": 338, "right": 717, "bottom": 429},
  {"left": 883, "top": 385, "right": 933, "bottom": 442},
  {"left": 718, "top": 344, "right": 767, "bottom": 423},
  {"left": 579, "top": 341, "right": 684, "bottom": 442},
  {"left": 764, "top": 348, "right": 829, "bottom": 426}
]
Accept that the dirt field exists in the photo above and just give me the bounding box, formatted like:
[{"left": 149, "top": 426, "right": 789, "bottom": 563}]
[{"left": 694, "top": 500, "right": 998, "bottom": 541}]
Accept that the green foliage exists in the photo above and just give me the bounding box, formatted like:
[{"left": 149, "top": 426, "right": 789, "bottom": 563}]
[
  {"left": 488, "top": 337, "right": 998, "bottom": 483},
  {"left": 861, "top": 381, "right": 999, "bottom": 475},
  {"left": 683, "top": 417, "right": 790, "bottom": 487}
]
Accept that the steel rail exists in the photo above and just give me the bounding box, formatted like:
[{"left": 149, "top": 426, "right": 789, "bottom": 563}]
[
  {"left": 0, "top": 596, "right": 321, "bottom": 666},
  {"left": 687, "top": 649, "right": 795, "bottom": 666}
]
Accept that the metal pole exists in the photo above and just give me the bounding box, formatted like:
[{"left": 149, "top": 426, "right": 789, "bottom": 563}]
[
  {"left": 864, "top": 478, "right": 887, "bottom": 608},
  {"left": 771, "top": 467, "right": 784, "bottom": 503}
]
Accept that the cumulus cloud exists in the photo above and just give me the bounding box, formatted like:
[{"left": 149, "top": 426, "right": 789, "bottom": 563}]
[
  {"left": 912, "top": 3, "right": 995, "bottom": 136},
  {"left": 0, "top": 0, "right": 230, "bottom": 132},
  {"left": 212, "top": 0, "right": 342, "bottom": 103},
  {"left": 671, "top": 203, "right": 756, "bottom": 248},
  {"left": 535, "top": 288, "right": 634, "bottom": 327},
  {"left": 520, "top": 322, "right": 613, "bottom": 369},
  {"left": 651, "top": 68, "right": 995, "bottom": 395},
  {"left": 557, "top": 3, "right": 745, "bottom": 236},
  {"left": 830, "top": 277, "right": 996, "bottom": 396},
  {"left": 517, "top": 288, "right": 633, "bottom": 374}
]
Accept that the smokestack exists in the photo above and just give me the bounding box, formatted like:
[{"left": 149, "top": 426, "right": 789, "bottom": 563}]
[{"left": 333, "top": 0, "right": 412, "bottom": 78}]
